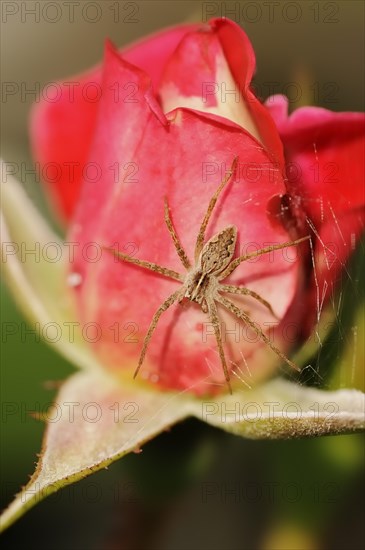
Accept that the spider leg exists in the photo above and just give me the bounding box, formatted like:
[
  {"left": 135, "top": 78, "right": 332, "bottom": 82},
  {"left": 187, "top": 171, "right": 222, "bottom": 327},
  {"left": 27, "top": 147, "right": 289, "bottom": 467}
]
[
  {"left": 206, "top": 297, "right": 233, "bottom": 394},
  {"left": 133, "top": 289, "right": 182, "bottom": 379},
  {"left": 218, "top": 235, "right": 311, "bottom": 281},
  {"left": 164, "top": 197, "right": 191, "bottom": 269},
  {"left": 104, "top": 247, "right": 183, "bottom": 282},
  {"left": 219, "top": 284, "right": 278, "bottom": 319},
  {"left": 215, "top": 294, "right": 300, "bottom": 372},
  {"left": 194, "top": 156, "right": 239, "bottom": 261}
]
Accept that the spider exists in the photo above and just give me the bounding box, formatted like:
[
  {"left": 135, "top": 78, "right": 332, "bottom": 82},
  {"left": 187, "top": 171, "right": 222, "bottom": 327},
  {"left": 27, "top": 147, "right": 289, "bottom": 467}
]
[{"left": 106, "top": 157, "right": 309, "bottom": 393}]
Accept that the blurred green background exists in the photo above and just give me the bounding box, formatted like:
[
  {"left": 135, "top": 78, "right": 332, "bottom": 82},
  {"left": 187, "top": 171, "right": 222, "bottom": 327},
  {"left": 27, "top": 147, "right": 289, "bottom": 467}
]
[{"left": 1, "top": 1, "right": 364, "bottom": 549}]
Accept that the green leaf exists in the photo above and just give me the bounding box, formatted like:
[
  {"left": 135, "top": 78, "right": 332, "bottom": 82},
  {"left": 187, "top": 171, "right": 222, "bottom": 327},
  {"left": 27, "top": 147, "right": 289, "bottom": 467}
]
[
  {"left": 1, "top": 372, "right": 363, "bottom": 532},
  {"left": 0, "top": 160, "right": 100, "bottom": 371},
  {"left": 0, "top": 370, "right": 192, "bottom": 532},
  {"left": 189, "top": 378, "right": 365, "bottom": 439}
]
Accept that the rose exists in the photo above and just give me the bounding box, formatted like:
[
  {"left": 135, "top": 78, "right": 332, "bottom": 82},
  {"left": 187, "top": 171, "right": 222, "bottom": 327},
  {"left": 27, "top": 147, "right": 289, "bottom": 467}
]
[
  {"left": 31, "top": 18, "right": 364, "bottom": 395},
  {"left": 32, "top": 18, "right": 303, "bottom": 395},
  {"left": 1, "top": 18, "right": 364, "bottom": 531}
]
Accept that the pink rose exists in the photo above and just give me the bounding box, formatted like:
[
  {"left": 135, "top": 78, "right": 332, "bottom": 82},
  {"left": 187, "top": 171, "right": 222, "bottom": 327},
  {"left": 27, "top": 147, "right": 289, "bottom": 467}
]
[
  {"left": 1, "top": 18, "right": 364, "bottom": 531},
  {"left": 31, "top": 19, "right": 315, "bottom": 394}
]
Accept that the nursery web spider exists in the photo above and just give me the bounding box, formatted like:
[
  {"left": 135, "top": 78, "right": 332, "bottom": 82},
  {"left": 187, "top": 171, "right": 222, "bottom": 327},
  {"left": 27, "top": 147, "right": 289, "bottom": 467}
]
[{"left": 106, "top": 157, "right": 309, "bottom": 393}]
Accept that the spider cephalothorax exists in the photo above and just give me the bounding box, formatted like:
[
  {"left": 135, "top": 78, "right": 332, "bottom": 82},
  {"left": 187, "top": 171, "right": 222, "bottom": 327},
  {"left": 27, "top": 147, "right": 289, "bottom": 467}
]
[
  {"left": 182, "top": 226, "right": 237, "bottom": 310},
  {"left": 107, "top": 157, "right": 309, "bottom": 393}
]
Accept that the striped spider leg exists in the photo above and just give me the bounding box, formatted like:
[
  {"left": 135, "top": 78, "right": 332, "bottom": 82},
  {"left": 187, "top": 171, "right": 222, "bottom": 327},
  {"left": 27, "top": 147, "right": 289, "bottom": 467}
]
[{"left": 106, "top": 157, "right": 310, "bottom": 393}]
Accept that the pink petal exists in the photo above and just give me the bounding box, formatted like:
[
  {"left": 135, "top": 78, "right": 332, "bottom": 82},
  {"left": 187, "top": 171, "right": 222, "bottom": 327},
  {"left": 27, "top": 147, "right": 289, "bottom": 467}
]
[
  {"left": 69, "top": 41, "right": 166, "bottom": 275},
  {"left": 159, "top": 23, "right": 260, "bottom": 142},
  {"left": 122, "top": 23, "right": 199, "bottom": 87},
  {"left": 212, "top": 18, "right": 285, "bottom": 167},
  {"left": 267, "top": 95, "right": 365, "bottom": 219},
  {"left": 267, "top": 95, "right": 365, "bottom": 332},
  {"left": 159, "top": 18, "right": 285, "bottom": 167}
]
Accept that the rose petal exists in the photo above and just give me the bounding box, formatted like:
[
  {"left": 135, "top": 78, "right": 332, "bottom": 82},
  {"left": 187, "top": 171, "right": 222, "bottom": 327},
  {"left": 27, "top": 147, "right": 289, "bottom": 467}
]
[
  {"left": 266, "top": 95, "right": 365, "bottom": 220},
  {"left": 212, "top": 18, "right": 285, "bottom": 166},
  {"left": 69, "top": 39, "right": 167, "bottom": 286},
  {"left": 30, "top": 65, "right": 99, "bottom": 222},
  {"left": 122, "top": 23, "right": 199, "bottom": 87},
  {"left": 159, "top": 24, "right": 260, "bottom": 142},
  {"left": 159, "top": 18, "right": 285, "bottom": 166},
  {"left": 267, "top": 95, "right": 365, "bottom": 333}
]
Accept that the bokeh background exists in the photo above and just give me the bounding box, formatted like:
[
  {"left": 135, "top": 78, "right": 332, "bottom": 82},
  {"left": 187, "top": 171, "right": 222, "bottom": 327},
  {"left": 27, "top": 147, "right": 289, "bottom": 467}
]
[{"left": 1, "top": 1, "right": 364, "bottom": 548}]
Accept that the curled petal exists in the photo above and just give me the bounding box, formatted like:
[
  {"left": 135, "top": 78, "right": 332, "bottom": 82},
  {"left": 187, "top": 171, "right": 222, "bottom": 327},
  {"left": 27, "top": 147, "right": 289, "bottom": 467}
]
[
  {"left": 159, "top": 24, "right": 261, "bottom": 141},
  {"left": 266, "top": 95, "right": 365, "bottom": 222},
  {"left": 267, "top": 95, "right": 365, "bottom": 332}
]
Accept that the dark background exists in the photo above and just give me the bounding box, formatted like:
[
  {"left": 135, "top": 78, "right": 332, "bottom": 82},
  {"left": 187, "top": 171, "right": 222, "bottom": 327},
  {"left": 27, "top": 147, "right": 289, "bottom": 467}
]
[{"left": 1, "top": 1, "right": 364, "bottom": 549}]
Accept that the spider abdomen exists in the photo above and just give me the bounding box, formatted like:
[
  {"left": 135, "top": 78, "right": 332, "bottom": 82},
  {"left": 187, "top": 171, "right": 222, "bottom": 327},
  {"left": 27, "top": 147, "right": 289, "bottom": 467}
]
[{"left": 199, "top": 225, "right": 237, "bottom": 275}]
